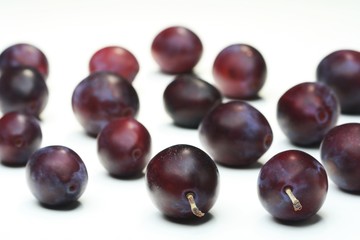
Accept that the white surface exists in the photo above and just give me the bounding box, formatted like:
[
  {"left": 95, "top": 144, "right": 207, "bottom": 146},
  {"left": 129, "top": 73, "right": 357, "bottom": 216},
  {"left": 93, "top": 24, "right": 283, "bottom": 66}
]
[{"left": 0, "top": 0, "right": 359, "bottom": 239}]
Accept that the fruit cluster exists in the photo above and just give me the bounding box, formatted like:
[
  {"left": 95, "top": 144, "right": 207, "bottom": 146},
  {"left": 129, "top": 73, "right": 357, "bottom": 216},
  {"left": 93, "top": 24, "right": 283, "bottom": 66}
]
[{"left": 0, "top": 26, "right": 359, "bottom": 223}]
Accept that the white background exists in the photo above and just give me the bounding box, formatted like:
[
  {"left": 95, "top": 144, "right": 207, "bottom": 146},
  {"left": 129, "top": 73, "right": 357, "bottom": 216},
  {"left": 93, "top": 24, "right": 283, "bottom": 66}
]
[{"left": 0, "top": 0, "right": 359, "bottom": 239}]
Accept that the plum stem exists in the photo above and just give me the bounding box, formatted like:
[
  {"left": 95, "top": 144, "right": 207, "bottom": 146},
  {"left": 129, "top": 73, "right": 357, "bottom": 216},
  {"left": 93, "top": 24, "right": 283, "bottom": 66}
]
[
  {"left": 285, "top": 187, "right": 302, "bottom": 211},
  {"left": 186, "top": 192, "right": 205, "bottom": 217}
]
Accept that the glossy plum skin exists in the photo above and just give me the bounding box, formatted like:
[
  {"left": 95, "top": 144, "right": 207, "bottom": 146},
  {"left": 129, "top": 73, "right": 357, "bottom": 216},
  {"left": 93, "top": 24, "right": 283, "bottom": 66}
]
[
  {"left": 320, "top": 123, "right": 360, "bottom": 192},
  {"left": 89, "top": 46, "right": 139, "bottom": 83},
  {"left": 316, "top": 50, "right": 360, "bottom": 114},
  {"left": 146, "top": 144, "right": 219, "bottom": 219},
  {"left": 0, "top": 112, "right": 42, "bottom": 166},
  {"left": 258, "top": 150, "right": 328, "bottom": 222},
  {"left": 163, "top": 74, "right": 222, "bottom": 128},
  {"left": 97, "top": 117, "right": 151, "bottom": 178},
  {"left": 277, "top": 82, "right": 339, "bottom": 147},
  {"left": 212, "top": 44, "right": 266, "bottom": 99},
  {"left": 26, "top": 145, "right": 88, "bottom": 207},
  {"left": 0, "top": 66, "right": 49, "bottom": 118},
  {"left": 151, "top": 26, "right": 203, "bottom": 74},
  {"left": 72, "top": 71, "right": 140, "bottom": 137},
  {"left": 199, "top": 101, "right": 273, "bottom": 167},
  {"left": 0, "top": 43, "right": 49, "bottom": 79}
]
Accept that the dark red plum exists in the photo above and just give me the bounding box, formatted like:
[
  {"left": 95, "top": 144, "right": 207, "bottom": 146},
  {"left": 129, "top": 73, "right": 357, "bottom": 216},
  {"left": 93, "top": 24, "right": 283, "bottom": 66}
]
[
  {"left": 163, "top": 74, "right": 222, "bottom": 128},
  {"left": 320, "top": 123, "right": 360, "bottom": 192},
  {"left": 146, "top": 144, "right": 219, "bottom": 219},
  {"left": 26, "top": 145, "right": 88, "bottom": 207},
  {"left": 199, "top": 100, "right": 273, "bottom": 167},
  {"left": 258, "top": 150, "right": 328, "bottom": 222},
  {"left": 277, "top": 82, "right": 339, "bottom": 147},
  {"left": 151, "top": 26, "right": 203, "bottom": 74},
  {"left": 89, "top": 46, "right": 139, "bottom": 83},
  {"left": 212, "top": 44, "right": 266, "bottom": 99},
  {"left": 97, "top": 117, "right": 151, "bottom": 178},
  {"left": 0, "top": 112, "right": 42, "bottom": 166},
  {"left": 316, "top": 50, "right": 360, "bottom": 114},
  {"left": 71, "top": 71, "right": 139, "bottom": 137},
  {"left": 0, "top": 43, "right": 49, "bottom": 79},
  {"left": 0, "top": 66, "right": 49, "bottom": 118}
]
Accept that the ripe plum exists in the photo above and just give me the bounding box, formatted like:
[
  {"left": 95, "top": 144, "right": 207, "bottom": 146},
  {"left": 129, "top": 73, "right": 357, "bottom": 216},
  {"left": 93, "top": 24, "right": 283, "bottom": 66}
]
[
  {"left": 0, "top": 112, "right": 42, "bottom": 166},
  {"left": 258, "top": 150, "right": 328, "bottom": 222},
  {"left": 26, "top": 145, "right": 88, "bottom": 207},
  {"left": 151, "top": 26, "right": 203, "bottom": 74},
  {"left": 199, "top": 100, "right": 272, "bottom": 167},
  {"left": 0, "top": 43, "right": 49, "bottom": 79},
  {"left": 71, "top": 71, "right": 139, "bottom": 137},
  {"left": 320, "top": 123, "right": 360, "bottom": 192},
  {"left": 316, "top": 49, "right": 360, "bottom": 114},
  {"left": 277, "top": 82, "right": 339, "bottom": 146},
  {"left": 163, "top": 74, "right": 222, "bottom": 128},
  {"left": 212, "top": 44, "right": 266, "bottom": 99},
  {"left": 89, "top": 46, "right": 139, "bottom": 83},
  {"left": 97, "top": 117, "right": 151, "bottom": 178},
  {"left": 146, "top": 144, "right": 219, "bottom": 219}
]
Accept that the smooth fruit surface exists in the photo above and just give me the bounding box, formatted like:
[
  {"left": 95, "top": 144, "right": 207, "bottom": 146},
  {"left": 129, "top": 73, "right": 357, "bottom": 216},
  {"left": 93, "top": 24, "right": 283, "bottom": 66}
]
[
  {"left": 277, "top": 82, "right": 339, "bottom": 146},
  {"left": 89, "top": 46, "right": 139, "bottom": 82},
  {"left": 320, "top": 123, "right": 360, "bottom": 192},
  {"left": 26, "top": 145, "right": 88, "bottom": 207},
  {"left": 163, "top": 74, "right": 222, "bottom": 128},
  {"left": 146, "top": 144, "right": 219, "bottom": 219},
  {"left": 72, "top": 71, "right": 139, "bottom": 137},
  {"left": 199, "top": 100, "right": 273, "bottom": 167},
  {"left": 316, "top": 49, "right": 360, "bottom": 114},
  {"left": 212, "top": 44, "right": 266, "bottom": 99},
  {"left": 97, "top": 117, "right": 151, "bottom": 178},
  {"left": 258, "top": 150, "right": 328, "bottom": 222},
  {"left": 151, "top": 26, "right": 203, "bottom": 74},
  {"left": 0, "top": 112, "right": 42, "bottom": 166},
  {"left": 0, "top": 43, "right": 49, "bottom": 79},
  {"left": 0, "top": 66, "right": 49, "bottom": 118}
]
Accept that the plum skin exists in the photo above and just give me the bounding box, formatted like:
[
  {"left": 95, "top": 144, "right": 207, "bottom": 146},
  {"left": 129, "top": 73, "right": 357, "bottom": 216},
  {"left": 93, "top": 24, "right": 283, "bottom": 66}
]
[
  {"left": 258, "top": 150, "right": 328, "bottom": 222},
  {"left": 26, "top": 145, "right": 88, "bottom": 207},
  {"left": 97, "top": 117, "right": 152, "bottom": 178},
  {"left": 320, "top": 123, "right": 360, "bottom": 192},
  {"left": 199, "top": 100, "right": 273, "bottom": 167},
  {"left": 145, "top": 144, "right": 219, "bottom": 219},
  {"left": 0, "top": 66, "right": 49, "bottom": 118},
  {"left": 277, "top": 82, "right": 339, "bottom": 147},
  {"left": 151, "top": 26, "right": 203, "bottom": 74},
  {"left": 71, "top": 71, "right": 140, "bottom": 137},
  {"left": 0, "top": 112, "right": 42, "bottom": 166},
  {"left": 316, "top": 49, "right": 360, "bottom": 114},
  {"left": 0, "top": 43, "right": 49, "bottom": 79},
  {"left": 212, "top": 44, "right": 266, "bottom": 99},
  {"left": 163, "top": 74, "right": 222, "bottom": 128},
  {"left": 89, "top": 46, "right": 139, "bottom": 83}
]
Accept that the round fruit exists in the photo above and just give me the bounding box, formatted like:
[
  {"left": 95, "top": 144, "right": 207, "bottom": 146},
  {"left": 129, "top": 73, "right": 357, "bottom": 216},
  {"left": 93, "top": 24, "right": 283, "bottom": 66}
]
[
  {"left": 258, "top": 150, "right": 328, "bottom": 222},
  {"left": 277, "top": 82, "right": 339, "bottom": 147},
  {"left": 146, "top": 144, "right": 219, "bottom": 219},
  {"left": 71, "top": 71, "right": 139, "bottom": 137},
  {"left": 163, "top": 74, "right": 222, "bottom": 128},
  {"left": 0, "top": 43, "right": 49, "bottom": 79},
  {"left": 0, "top": 66, "right": 49, "bottom": 118},
  {"left": 199, "top": 100, "right": 273, "bottom": 167},
  {"left": 97, "top": 117, "right": 151, "bottom": 178},
  {"left": 320, "top": 123, "right": 360, "bottom": 192},
  {"left": 212, "top": 44, "right": 266, "bottom": 99},
  {"left": 316, "top": 49, "right": 360, "bottom": 114},
  {"left": 151, "top": 26, "right": 203, "bottom": 74},
  {"left": 89, "top": 46, "right": 139, "bottom": 83},
  {"left": 26, "top": 145, "right": 88, "bottom": 207},
  {"left": 0, "top": 112, "right": 42, "bottom": 166}
]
